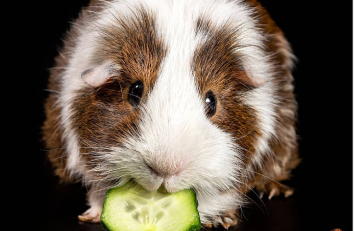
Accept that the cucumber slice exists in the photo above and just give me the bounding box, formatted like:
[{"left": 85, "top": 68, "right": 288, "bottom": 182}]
[{"left": 101, "top": 181, "right": 201, "bottom": 231}]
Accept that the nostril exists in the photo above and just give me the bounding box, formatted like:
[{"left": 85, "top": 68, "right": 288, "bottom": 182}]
[
  {"left": 145, "top": 160, "right": 183, "bottom": 177},
  {"left": 145, "top": 162, "right": 160, "bottom": 176},
  {"left": 150, "top": 166, "right": 160, "bottom": 176}
]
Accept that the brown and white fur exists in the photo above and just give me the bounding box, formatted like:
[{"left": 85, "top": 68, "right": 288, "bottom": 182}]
[{"left": 43, "top": 0, "right": 299, "bottom": 229}]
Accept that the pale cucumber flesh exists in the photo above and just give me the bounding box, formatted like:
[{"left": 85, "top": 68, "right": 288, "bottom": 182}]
[{"left": 101, "top": 181, "right": 201, "bottom": 231}]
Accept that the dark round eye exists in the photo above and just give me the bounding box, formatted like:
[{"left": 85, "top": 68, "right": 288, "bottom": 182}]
[
  {"left": 128, "top": 81, "right": 144, "bottom": 107},
  {"left": 205, "top": 91, "right": 217, "bottom": 117}
]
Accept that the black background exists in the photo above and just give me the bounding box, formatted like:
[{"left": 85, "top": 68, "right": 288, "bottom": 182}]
[{"left": 0, "top": 0, "right": 352, "bottom": 231}]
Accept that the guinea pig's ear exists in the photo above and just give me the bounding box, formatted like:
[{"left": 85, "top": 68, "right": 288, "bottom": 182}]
[
  {"left": 81, "top": 62, "right": 120, "bottom": 87},
  {"left": 238, "top": 67, "right": 266, "bottom": 87},
  {"left": 239, "top": 74, "right": 266, "bottom": 87}
]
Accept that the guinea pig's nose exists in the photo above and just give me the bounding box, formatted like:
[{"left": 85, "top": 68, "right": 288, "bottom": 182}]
[{"left": 146, "top": 161, "right": 181, "bottom": 177}]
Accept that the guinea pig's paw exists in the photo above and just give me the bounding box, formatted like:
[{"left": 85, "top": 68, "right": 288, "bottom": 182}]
[
  {"left": 78, "top": 206, "right": 102, "bottom": 223},
  {"left": 203, "top": 211, "right": 238, "bottom": 230},
  {"left": 256, "top": 181, "right": 294, "bottom": 200}
]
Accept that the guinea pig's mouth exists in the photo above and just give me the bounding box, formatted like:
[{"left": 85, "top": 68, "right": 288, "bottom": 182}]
[{"left": 162, "top": 175, "right": 184, "bottom": 193}]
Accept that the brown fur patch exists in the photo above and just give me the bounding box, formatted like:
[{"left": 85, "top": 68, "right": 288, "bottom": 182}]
[
  {"left": 42, "top": 1, "right": 137, "bottom": 182},
  {"left": 242, "top": 0, "right": 299, "bottom": 191},
  {"left": 97, "top": 8, "right": 166, "bottom": 91},
  {"left": 43, "top": 86, "right": 70, "bottom": 182},
  {"left": 70, "top": 9, "right": 166, "bottom": 178},
  {"left": 194, "top": 3, "right": 299, "bottom": 194},
  {"left": 193, "top": 18, "right": 261, "bottom": 162}
]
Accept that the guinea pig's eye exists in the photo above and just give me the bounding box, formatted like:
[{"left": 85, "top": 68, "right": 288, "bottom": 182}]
[
  {"left": 128, "top": 81, "right": 144, "bottom": 107},
  {"left": 205, "top": 91, "right": 217, "bottom": 117}
]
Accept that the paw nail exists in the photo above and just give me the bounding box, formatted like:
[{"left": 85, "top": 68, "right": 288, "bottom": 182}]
[
  {"left": 259, "top": 192, "right": 264, "bottom": 198},
  {"left": 268, "top": 188, "right": 277, "bottom": 200},
  {"left": 222, "top": 222, "right": 231, "bottom": 229},
  {"left": 284, "top": 189, "right": 294, "bottom": 198}
]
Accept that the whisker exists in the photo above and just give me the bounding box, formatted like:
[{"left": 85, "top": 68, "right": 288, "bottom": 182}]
[
  {"left": 239, "top": 204, "right": 249, "bottom": 222},
  {"left": 234, "top": 186, "right": 268, "bottom": 216},
  {"left": 239, "top": 181, "right": 269, "bottom": 216},
  {"left": 245, "top": 169, "right": 289, "bottom": 189}
]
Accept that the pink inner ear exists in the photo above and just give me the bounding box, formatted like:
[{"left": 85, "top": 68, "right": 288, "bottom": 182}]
[
  {"left": 82, "top": 62, "right": 119, "bottom": 87},
  {"left": 251, "top": 76, "right": 266, "bottom": 87},
  {"left": 238, "top": 69, "right": 267, "bottom": 87}
]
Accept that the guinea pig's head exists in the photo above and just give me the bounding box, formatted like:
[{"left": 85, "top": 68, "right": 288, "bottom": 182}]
[{"left": 60, "top": 0, "right": 278, "bottom": 199}]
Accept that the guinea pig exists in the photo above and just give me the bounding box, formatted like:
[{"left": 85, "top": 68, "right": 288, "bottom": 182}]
[{"left": 43, "top": 0, "right": 300, "bottom": 229}]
